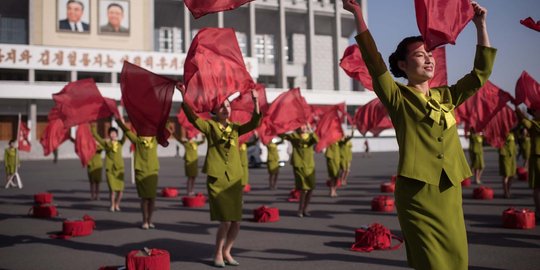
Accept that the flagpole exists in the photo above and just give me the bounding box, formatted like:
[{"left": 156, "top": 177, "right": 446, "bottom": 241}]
[
  {"left": 131, "top": 150, "right": 135, "bottom": 184},
  {"left": 14, "top": 113, "right": 23, "bottom": 188}
]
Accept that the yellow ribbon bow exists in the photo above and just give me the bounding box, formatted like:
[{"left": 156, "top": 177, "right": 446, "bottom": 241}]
[
  {"left": 507, "top": 133, "right": 515, "bottom": 142},
  {"left": 301, "top": 133, "right": 310, "bottom": 140},
  {"left": 218, "top": 122, "right": 235, "bottom": 147},
  {"left": 141, "top": 137, "right": 153, "bottom": 148},
  {"left": 241, "top": 144, "right": 247, "bottom": 151},
  {"left": 111, "top": 141, "right": 119, "bottom": 153},
  {"left": 426, "top": 98, "right": 456, "bottom": 129},
  {"left": 475, "top": 136, "right": 483, "bottom": 143},
  {"left": 189, "top": 141, "right": 197, "bottom": 150}
]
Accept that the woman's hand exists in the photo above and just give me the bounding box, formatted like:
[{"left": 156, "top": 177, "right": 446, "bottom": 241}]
[
  {"left": 251, "top": 88, "right": 259, "bottom": 101},
  {"left": 342, "top": 0, "right": 361, "bottom": 13},
  {"left": 471, "top": 1, "right": 487, "bottom": 27},
  {"left": 342, "top": 0, "right": 367, "bottom": 33}
]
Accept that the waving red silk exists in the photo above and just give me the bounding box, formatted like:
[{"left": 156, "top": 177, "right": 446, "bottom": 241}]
[
  {"left": 183, "top": 28, "right": 255, "bottom": 113},
  {"left": 18, "top": 120, "right": 31, "bottom": 152},
  {"left": 354, "top": 98, "right": 393, "bottom": 137},
  {"left": 515, "top": 71, "right": 540, "bottom": 110},
  {"left": 414, "top": 0, "right": 474, "bottom": 51},
  {"left": 74, "top": 123, "right": 97, "bottom": 167},
  {"left": 315, "top": 107, "right": 344, "bottom": 152},
  {"left": 520, "top": 17, "right": 540, "bottom": 32},
  {"left": 258, "top": 88, "right": 310, "bottom": 145},
  {"left": 177, "top": 109, "right": 201, "bottom": 140},
  {"left": 184, "top": 0, "right": 254, "bottom": 19},
  {"left": 120, "top": 61, "right": 176, "bottom": 147},
  {"left": 429, "top": 46, "right": 448, "bottom": 88},
  {"left": 230, "top": 84, "right": 268, "bottom": 145},
  {"left": 459, "top": 80, "right": 514, "bottom": 132},
  {"left": 339, "top": 45, "right": 373, "bottom": 90},
  {"left": 40, "top": 107, "right": 70, "bottom": 156},
  {"left": 52, "top": 79, "right": 119, "bottom": 127},
  {"left": 483, "top": 105, "right": 517, "bottom": 149}
]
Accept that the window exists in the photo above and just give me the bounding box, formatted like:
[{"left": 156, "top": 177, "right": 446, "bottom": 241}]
[
  {"left": 157, "top": 27, "right": 182, "bottom": 53},
  {"left": 255, "top": 34, "right": 276, "bottom": 64},
  {"left": 0, "top": 0, "right": 29, "bottom": 44},
  {"left": 0, "top": 69, "right": 28, "bottom": 81},
  {"left": 77, "top": 72, "right": 111, "bottom": 83},
  {"left": 235, "top": 32, "right": 248, "bottom": 57},
  {"left": 35, "top": 70, "right": 70, "bottom": 82}
]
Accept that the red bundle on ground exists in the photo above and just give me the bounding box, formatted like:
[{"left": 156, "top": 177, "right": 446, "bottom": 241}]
[
  {"left": 126, "top": 249, "right": 170, "bottom": 270},
  {"left": 517, "top": 167, "right": 528, "bottom": 181},
  {"left": 380, "top": 182, "right": 395, "bottom": 193},
  {"left": 34, "top": 193, "right": 53, "bottom": 204},
  {"left": 502, "top": 208, "right": 536, "bottom": 229},
  {"left": 253, "top": 206, "right": 280, "bottom": 223},
  {"left": 371, "top": 196, "right": 395, "bottom": 212},
  {"left": 161, "top": 187, "right": 179, "bottom": 198},
  {"left": 351, "top": 223, "right": 403, "bottom": 252},
  {"left": 461, "top": 177, "right": 471, "bottom": 187},
  {"left": 182, "top": 193, "right": 207, "bottom": 208},
  {"left": 51, "top": 215, "right": 96, "bottom": 239},
  {"left": 472, "top": 186, "right": 494, "bottom": 200}
]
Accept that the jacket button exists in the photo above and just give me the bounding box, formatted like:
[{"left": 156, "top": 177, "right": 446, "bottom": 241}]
[
  {"left": 437, "top": 136, "right": 443, "bottom": 142},
  {"left": 437, "top": 153, "right": 444, "bottom": 159}
]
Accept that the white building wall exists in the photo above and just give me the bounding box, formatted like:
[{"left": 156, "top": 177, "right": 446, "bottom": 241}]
[{"left": 312, "top": 35, "right": 334, "bottom": 90}]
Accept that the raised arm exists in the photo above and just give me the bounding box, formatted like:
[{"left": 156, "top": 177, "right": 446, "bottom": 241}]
[
  {"left": 238, "top": 89, "right": 262, "bottom": 136},
  {"left": 182, "top": 102, "right": 210, "bottom": 134},
  {"left": 115, "top": 119, "right": 138, "bottom": 143},
  {"left": 91, "top": 124, "right": 106, "bottom": 147}
]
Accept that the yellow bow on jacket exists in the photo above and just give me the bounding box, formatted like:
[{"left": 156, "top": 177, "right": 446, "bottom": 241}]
[
  {"left": 141, "top": 137, "right": 153, "bottom": 148},
  {"left": 426, "top": 98, "right": 456, "bottom": 130},
  {"left": 219, "top": 122, "right": 235, "bottom": 147},
  {"left": 111, "top": 141, "right": 119, "bottom": 153}
]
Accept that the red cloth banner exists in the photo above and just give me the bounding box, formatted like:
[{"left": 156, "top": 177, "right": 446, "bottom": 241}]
[
  {"left": 120, "top": 61, "right": 176, "bottom": 147},
  {"left": 230, "top": 84, "right": 268, "bottom": 145},
  {"left": 515, "top": 71, "right": 540, "bottom": 110},
  {"left": 314, "top": 106, "right": 344, "bottom": 152},
  {"left": 482, "top": 105, "right": 517, "bottom": 149},
  {"left": 183, "top": 28, "right": 255, "bottom": 113},
  {"left": 354, "top": 98, "right": 393, "bottom": 136},
  {"left": 40, "top": 107, "right": 70, "bottom": 156},
  {"left": 18, "top": 120, "right": 31, "bottom": 152},
  {"left": 340, "top": 44, "right": 373, "bottom": 90},
  {"left": 520, "top": 17, "right": 540, "bottom": 32},
  {"left": 414, "top": 0, "right": 474, "bottom": 51},
  {"left": 184, "top": 0, "right": 254, "bottom": 19},
  {"left": 429, "top": 46, "right": 448, "bottom": 88},
  {"left": 75, "top": 123, "right": 97, "bottom": 167}
]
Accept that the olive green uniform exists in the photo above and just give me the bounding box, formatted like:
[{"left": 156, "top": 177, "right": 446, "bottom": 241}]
[
  {"left": 87, "top": 145, "right": 103, "bottom": 183},
  {"left": 282, "top": 132, "right": 319, "bottom": 191},
  {"left": 522, "top": 118, "right": 540, "bottom": 188},
  {"left": 4, "top": 148, "right": 18, "bottom": 175},
  {"left": 499, "top": 134, "right": 517, "bottom": 177},
  {"left": 92, "top": 127, "right": 126, "bottom": 192},
  {"left": 339, "top": 137, "right": 353, "bottom": 171},
  {"left": 266, "top": 138, "right": 283, "bottom": 174},
  {"left": 521, "top": 136, "right": 531, "bottom": 161},
  {"left": 356, "top": 30, "right": 496, "bottom": 270},
  {"left": 325, "top": 142, "right": 341, "bottom": 178},
  {"left": 183, "top": 103, "right": 261, "bottom": 221},
  {"left": 468, "top": 133, "right": 485, "bottom": 169},
  {"left": 180, "top": 139, "right": 203, "bottom": 178}
]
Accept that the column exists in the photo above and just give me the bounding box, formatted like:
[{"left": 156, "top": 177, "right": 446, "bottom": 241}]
[
  {"left": 183, "top": 5, "right": 192, "bottom": 52},
  {"left": 249, "top": 3, "right": 256, "bottom": 58},
  {"left": 28, "top": 101, "right": 37, "bottom": 141},
  {"left": 218, "top": 12, "right": 224, "bottom": 28},
  {"left": 306, "top": 0, "right": 315, "bottom": 89},
  {"left": 333, "top": 0, "right": 342, "bottom": 91},
  {"left": 276, "top": 0, "right": 287, "bottom": 88}
]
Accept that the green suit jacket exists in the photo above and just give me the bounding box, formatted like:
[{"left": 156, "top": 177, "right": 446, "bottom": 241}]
[
  {"left": 282, "top": 132, "right": 319, "bottom": 173},
  {"left": 116, "top": 120, "right": 159, "bottom": 174},
  {"left": 522, "top": 118, "right": 540, "bottom": 156},
  {"left": 356, "top": 30, "right": 497, "bottom": 186},
  {"left": 92, "top": 127, "right": 126, "bottom": 171}
]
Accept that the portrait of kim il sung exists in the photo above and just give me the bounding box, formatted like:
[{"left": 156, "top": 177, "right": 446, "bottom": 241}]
[
  {"left": 57, "top": 0, "right": 91, "bottom": 33},
  {"left": 99, "top": 0, "right": 130, "bottom": 35}
]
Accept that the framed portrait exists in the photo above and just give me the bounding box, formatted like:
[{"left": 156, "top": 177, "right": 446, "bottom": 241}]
[
  {"left": 98, "top": 0, "right": 130, "bottom": 35},
  {"left": 57, "top": 0, "right": 91, "bottom": 33}
]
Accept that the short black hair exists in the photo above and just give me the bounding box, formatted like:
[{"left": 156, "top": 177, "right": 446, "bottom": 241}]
[
  {"left": 8, "top": 139, "right": 16, "bottom": 145},
  {"left": 67, "top": 0, "right": 84, "bottom": 10},
  {"left": 388, "top": 36, "right": 424, "bottom": 79},
  {"left": 107, "top": 3, "right": 124, "bottom": 12},
  {"left": 108, "top": 127, "right": 118, "bottom": 134}
]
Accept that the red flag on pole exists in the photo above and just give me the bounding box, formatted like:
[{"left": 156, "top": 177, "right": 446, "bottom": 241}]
[
  {"left": 230, "top": 84, "right": 268, "bottom": 145},
  {"left": 520, "top": 17, "right": 540, "bottom": 32},
  {"left": 18, "top": 120, "right": 31, "bottom": 152},
  {"left": 314, "top": 106, "right": 344, "bottom": 153},
  {"left": 183, "top": 28, "right": 255, "bottom": 113},
  {"left": 429, "top": 46, "right": 448, "bottom": 88},
  {"left": 515, "top": 71, "right": 540, "bottom": 110},
  {"left": 339, "top": 44, "right": 373, "bottom": 91},
  {"left": 74, "top": 123, "right": 97, "bottom": 167},
  {"left": 482, "top": 105, "right": 517, "bottom": 149},
  {"left": 184, "top": 0, "right": 254, "bottom": 19},
  {"left": 40, "top": 107, "right": 70, "bottom": 156},
  {"left": 414, "top": 0, "right": 474, "bottom": 51},
  {"left": 354, "top": 98, "right": 393, "bottom": 137}
]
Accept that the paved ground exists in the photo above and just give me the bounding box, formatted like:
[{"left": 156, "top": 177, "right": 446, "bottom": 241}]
[{"left": 0, "top": 150, "right": 538, "bottom": 270}]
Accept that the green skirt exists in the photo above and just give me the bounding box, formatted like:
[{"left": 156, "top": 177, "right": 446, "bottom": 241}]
[
  {"left": 135, "top": 172, "right": 158, "bottom": 199},
  {"left": 529, "top": 155, "right": 540, "bottom": 189},
  {"left": 207, "top": 175, "right": 243, "bottom": 221},
  {"left": 326, "top": 158, "right": 341, "bottom": 178},
  {"left": 241, "top": 164, "right": 249, "bottom": 186},
  {"left": 340, "top": 158, "right": 351, "bottom": 171},
  {"left": 267, "top": 160, "right": 280, "bottom": 174},
  {"left": 499, "top": 155, "right": 516, "bottom": 177},
  {"left": 469, "top": 151, "right": 484, "bottom": 169},
  {"left": 395, "top": 174, "right": 467, "bottom": 270},
  {"left": 87, "top": 168, "right": 102, "bottom": 183},
  {"left": 5, "top": 165, "right": 16, "bottom": 175},
  {"left": 106, "top": 168, "right": 124, "bottom": 192},
  {"left": 293, "top": 167, "right": 316, "bottom": 191},
  {"left": 185, "top": 159, "right": 198, "bottom": 178}
]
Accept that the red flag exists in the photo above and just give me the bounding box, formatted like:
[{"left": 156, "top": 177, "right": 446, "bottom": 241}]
[
  {"left": 354, "top": 98, "right": 393, "bottom": 137},
  {"left": 414, "top": 0, "right": 474, "bottom": 51},
  {"left": 230, "top": 84, "right": 268, "bottom": 145},
  {"left": 74, "top": 123, "right": 97, "bottom": 167},
  {"left": 258, "top": 88, "right": 310, "bottom": 145},
  {"left": 183, "top": 28, "right": 255, "bottom": 113},
  {"left": 40, "top": 107, "right": 70, "bottom": 156},
  {"left": 339, "top": 44, "right": 373, "bottom": 90},
  {"left": 429, "top": 47, "right": 448, "bottom": 88},
  {"left": 120, "top": 61, "right": 176, "bottom": 147},
  {"left": 459, "top": 80, "right": 514, "bottom": 132},
  {"left": 520, "top": 17, "right": 540, "bottom": 32},
  {"left": 18, "top": 120, "right": 31, "bottom": 152},
  {"left": 184, "top": 0, "right": 254, "bottom": 19},
  {"left": 314, "top": 107, "right": 344, "bottom": 152},
  {"left": 483, "top": 105, "right": 517, "bottom": 149},
  {"left": 52, "top": 79, "right": 119, "bottom": 127},
  {"left": 515, "top": 71, "right": 540, "bottom": 110}
]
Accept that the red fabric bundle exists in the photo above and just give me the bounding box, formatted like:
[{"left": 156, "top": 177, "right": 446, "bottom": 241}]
[
  {"left": 414, "top": 0, "right": 474, "bottom": 51},
  {"left": 515, "top": 71, "right": 540, "bottom": 110},
  {"left": 429, "top": 47, "right": 448, "bottom": 88},
  {"left": 40, "top": 107, "right": 70, "bottom": 156},
  {"left": 184, "top": 0, "right": 254, "bottom": 19},
  {"left": 354, "top": 98, "right": 393, "bottom": 137},
  {"left": 258, "top": 88, "right": 311, "bottom": 145},
  {"left": 52, "top": 79, "right": 119, "bottom": 127},
  {"left": 502, "top": 208, "right": 536, "bottom": 229},
  {"left": 161, "top": 187, "right": 179, "bottom": 198},
  {"left": 230, "top": 84, "right": 268, "bottom": 144},
  {"left": 34, "top": 193, "right": 53, "bottom": 204},
  {"left": 339, "top": 44, "right": 373, "bottom": 90},
  {"left": 380, "top": 182, "right": 395, "bottom": 193},
  {"left": 482, "top": 105, "right": 517, "bottom": 149},
  {"left": 371, "top": 196, "right": 395, "bottom": 212},
  {"left": 315, "top": 106, "right": 345, "bottom": 152},
  {"left": 182, "top": 193, "right": 207, "bottom": 208},
  {"left": 183, "top": 28, "right": 255, "bottom": 113},
  {"left": 351, "top": 223, "right": 403, "bottom": 252},
  {"left": 517, "top": 167, "right": 528, "bottom": 181},
  {"left": 253, "top": 206, "right": 280, "bottom": 223},
  {"left": 18, "top": 120, "right": 31, "bottom": 152},
  {"left": 472, "top": 186, "right": 494, "bottom": 200},
  {"left": 461, "top": 177, "right": 471, "bottom": 187},
  {"left": 29, "top": 204, "right": 58, "bottom": 218},
  {"left": 520, "top": 17, "right": 540, "bottom": 32},
  {"left": 51, "top": 215, "right": 96, "bottom": 239},
  {"left": 243, "top": 184, "right": 251, "bottom": 193},
  {"left": 390, "top": 175, "right": 397, "bottom": 183},
  {"left": 326, "top": 179, "right": 342, "bottom": 188},
  {"left": 120, "top": 61, "right": 176, "bottom": 147},
  {"left": 287, "top": 189, "right": 301, "bottom": 202},
  {"left": 126, "top": 249, "right": 170, "bottom": 270},
  {"left": 74, "top": 123, "right": 97, "bottom": 167}
]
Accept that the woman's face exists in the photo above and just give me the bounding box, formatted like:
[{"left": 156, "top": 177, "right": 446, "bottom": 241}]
[
  {"left": 216, "top": 100, "right": 231, "bottom": 121},
  {"left": 109, "top": 130, "right": 118, "bottom": 140},
  {"left": 399, "top": 41, "right": 435, "bottom": 83}
]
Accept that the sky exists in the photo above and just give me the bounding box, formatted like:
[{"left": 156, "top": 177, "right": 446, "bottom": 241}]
[{"left": 361, "top": 0, "right": 540, "bottom": 96}]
